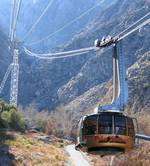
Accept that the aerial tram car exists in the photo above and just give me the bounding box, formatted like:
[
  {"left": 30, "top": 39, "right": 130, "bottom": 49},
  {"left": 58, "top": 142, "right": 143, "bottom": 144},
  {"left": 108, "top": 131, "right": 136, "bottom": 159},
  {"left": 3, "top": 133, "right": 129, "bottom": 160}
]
[
  {"left": 76, "top": 37, "right": 138, "bottom": 152},
  {"left": 76, "top": 110, "right": 137, "bottom": 152}
]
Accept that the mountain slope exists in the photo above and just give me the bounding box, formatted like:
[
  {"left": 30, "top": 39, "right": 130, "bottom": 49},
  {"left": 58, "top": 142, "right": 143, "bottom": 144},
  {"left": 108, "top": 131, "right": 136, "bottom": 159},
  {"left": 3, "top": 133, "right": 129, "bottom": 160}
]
[
  {"left": 63, "top": 51, "right": 150, "bottom": 114},
  {"left": 0, "top": 0, "right": 149, "bottom": 111},
  {"left": 58, "top": 0, "right": 150, "bottom": 104},
  {"left": 0, "top": 0, "right": 117, "bottom": 50},
  {"left": 0, "top": 131, "right": 68, "bottom": 165}
]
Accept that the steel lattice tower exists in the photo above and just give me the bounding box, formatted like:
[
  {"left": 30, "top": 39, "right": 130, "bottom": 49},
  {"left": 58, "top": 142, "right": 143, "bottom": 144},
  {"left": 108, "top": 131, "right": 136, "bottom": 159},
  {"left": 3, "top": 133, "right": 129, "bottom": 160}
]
[{"left": 10, "top": 49, "right": 19, "bottom": 106}]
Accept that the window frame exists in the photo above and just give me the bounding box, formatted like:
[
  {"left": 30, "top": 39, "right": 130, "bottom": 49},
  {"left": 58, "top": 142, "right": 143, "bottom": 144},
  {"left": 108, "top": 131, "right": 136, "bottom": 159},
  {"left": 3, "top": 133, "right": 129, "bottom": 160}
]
[
  {"left": 83, "top": 114, "right": 98, "bottom": 136},
  {"left": 114, "top": 115, "right": 127, "bottom": 135},
  {"left": 98, "top": 114, "right": 113, "bottom": 134}
]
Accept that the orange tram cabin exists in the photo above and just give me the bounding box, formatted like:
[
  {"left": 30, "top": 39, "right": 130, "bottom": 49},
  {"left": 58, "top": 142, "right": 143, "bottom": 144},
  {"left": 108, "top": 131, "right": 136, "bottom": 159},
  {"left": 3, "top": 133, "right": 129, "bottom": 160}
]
[{"left": 76, "top": 111, "right": 138, "bottom": 152}]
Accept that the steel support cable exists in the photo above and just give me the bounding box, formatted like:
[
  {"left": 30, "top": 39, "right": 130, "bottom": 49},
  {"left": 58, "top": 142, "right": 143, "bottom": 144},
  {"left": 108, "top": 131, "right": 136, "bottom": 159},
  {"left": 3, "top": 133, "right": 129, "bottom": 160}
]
[
  {"left": 25, "top": 47, "right": 108, "bottom": 60},
  {"left": 0, "top": 64, "right": 13, "bottom": 94},
  {"left": 25, "top": 11, "right": 150, "bottom": 56},
  {"left": 118, "top": 17, "right": 150, "bottom": 41},
  {"left": 10, "top": 0, "right": 17, "bottom": 41},
  {"left": 9, "top": 0, "right": 16, "bottom": 38},
  {"left": 116, "top": 12, "right": 150, "bottom": 40},
  {"left": 27, "top": 0, "right": 105, "bottom": 46},
  {"left": 10, "top": 0, "right": 22, "bottom": 42},
  {"left": 24, "top": 46, "right": 92, "bottom": 57},
  {"left": 22, "top": 0, "right": 55, "bottom": 41},
  {"left": 25, "top": 50, "right": 91, "bottom": 60},
  {"left": 13, "top": 0, "right": 22, "bottom": 40},
  {"left": 24, "top": 14, "right": 150, "bottom": 60},
  {"left": 11, "top": 0, "right": 19, "bottom": 42},
  {"left": 24, "top": 46, "right": 97, "bottom": 57}
]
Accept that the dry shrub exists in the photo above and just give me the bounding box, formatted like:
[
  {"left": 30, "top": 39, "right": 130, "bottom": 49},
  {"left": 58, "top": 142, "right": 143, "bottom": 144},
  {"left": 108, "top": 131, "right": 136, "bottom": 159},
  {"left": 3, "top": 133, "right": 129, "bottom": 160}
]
[
  {"left": 90, "top": 143, "right": 150, "bottom": 166},
  {"left": 137, "top": 111, "right": 150, "bottom": 135},
  {"left": 19, "top": 104, "right": 78, "bottom": 139},
  {"left": 19, "top": 104, "right": 49, "bottom": 132},
  {"left": 113, "top": 142, "right": 150, "bottom": 166},
  {"left": 2, "top": 131, "right": 67, "bottom": 165},
  {"left": 125, "top": 106, "right": 150, "bottom": 135},
  {"left": 45, "top": 106, "right": 76, "bottom": 139}
]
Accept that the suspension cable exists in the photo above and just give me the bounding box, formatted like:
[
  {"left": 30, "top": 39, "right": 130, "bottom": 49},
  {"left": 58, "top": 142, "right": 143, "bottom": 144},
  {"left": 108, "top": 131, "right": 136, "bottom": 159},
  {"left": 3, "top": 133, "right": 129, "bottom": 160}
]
[
  {"left": 9, "top": 0, "right": 16, "bottom": 38},
  {"left": 25, "top": 50, "right": 91, "bottom": 60},
  {"left": 22, "top": 0, "right": 55, "bottom": 41},
  {"left": 12, "top": 0, "right": 22, "bottom": 41},
  {"left": 26, "top": 0, "right": 105, "bottom": 46},
  {"left": 10, "top": 0, "right": 17, "bottom": 41},
  {"left": 118, "top": 16, "right": 150, "bottom": 41},
  {"left": 116, "top": 12, "right": 150, "bottom": 40},
  {"left": 11, "top": 0, "right": 18, "bottom": 42},
  {"left": 24, "top": 46, "right": 96, "bottom": 57},
  {"left": 10, "top": 0, "right": 22, "bottom": 42},
  {"left": 24, "top": 12, "right": 150, "bottom": 60}
]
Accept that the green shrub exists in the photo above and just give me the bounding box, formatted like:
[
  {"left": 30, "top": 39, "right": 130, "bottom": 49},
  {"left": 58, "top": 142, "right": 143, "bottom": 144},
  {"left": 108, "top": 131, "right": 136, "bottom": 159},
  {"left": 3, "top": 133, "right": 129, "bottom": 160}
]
[
  {"left": 9, "top": 109, "right": 26, "bottom": 132},
  {"left": 0, "top": 100, "right": 26, "bottom": 132},
  {"left": 35, "top": 119, "right": 47, "bottom": 132},
  {"left": 1, "top": 111, "right": 11, "bottom": 128}
]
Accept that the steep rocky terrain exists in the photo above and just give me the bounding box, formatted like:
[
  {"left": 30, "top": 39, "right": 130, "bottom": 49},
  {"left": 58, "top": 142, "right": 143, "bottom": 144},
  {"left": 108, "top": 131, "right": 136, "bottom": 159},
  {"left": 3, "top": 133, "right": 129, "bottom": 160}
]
[
  {"left": 127, "top": 51, "right": 150, "bottom": 112},
  {"left": 0, "top": 1, "right": 149, "bottom": 165},
  {"left": 62, "top": 51, "right": 150, "bottom": 114},
  {"left": 0, "top": 0, "right": 149, "bottom": 112},
  {"left": 89, "top": 141, "right": 150, "bottom": 166},
  {"left": 57, "top": 0, "right": 150, "bottom": 104},
  {"left": 0, "top": 131, "right": 68, "bottom": 165}
]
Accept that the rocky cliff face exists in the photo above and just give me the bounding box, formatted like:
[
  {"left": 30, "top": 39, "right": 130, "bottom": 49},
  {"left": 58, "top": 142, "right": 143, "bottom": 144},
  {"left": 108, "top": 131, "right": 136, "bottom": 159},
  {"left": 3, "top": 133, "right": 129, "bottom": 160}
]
[
  {"left": 0, "top": 0, "right": 149, "bottom": 111},
  {"left": 57, "top": 49, "right": 113, "bottom": 104},
  {"left": 127, "top": 51, "right": 150, "bottom": 112},
  {"left": 57, "top": 0, "right": 150, "bottom": 105},
  {"left": 62, "top": 51, "right": 150, "bottom": 116}
]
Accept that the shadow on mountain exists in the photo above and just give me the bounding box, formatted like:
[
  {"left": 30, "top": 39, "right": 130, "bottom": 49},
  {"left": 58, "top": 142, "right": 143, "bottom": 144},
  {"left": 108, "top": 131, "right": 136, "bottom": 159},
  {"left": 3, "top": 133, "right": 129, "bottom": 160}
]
[{"left": 0, "top": 131, "right": 15, "bottom": 166}]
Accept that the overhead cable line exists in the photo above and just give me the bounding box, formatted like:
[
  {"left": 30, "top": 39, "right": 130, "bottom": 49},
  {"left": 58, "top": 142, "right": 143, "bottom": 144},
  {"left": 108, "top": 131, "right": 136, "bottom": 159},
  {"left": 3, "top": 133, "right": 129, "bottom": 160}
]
[
  {"left": 10, "top": 0, "right": 18, "bottom": 41},
  {"left": 22, "top": 0, "right": 55, "bottom": 41},
  {"left": 12, "top": 0, "right": 22, "bottom": 41},
  {"left": 10, "top": 0, "right": 22, "bottom": 42},
  {"left": 118, "top": 17, "right": 150, "bottom": 41},
  {"left": 24, "top": 46, "right": 96, "bottom": 57},
  {"left": 116, "top": 12, "right": 150, "bottom": 40},
  {"left": 24, "top": 13, "right": 150, "bottom": 60},
  {"left": 25, "top": 50, "right": 91, "bottom": 60},
  {"left": 9, "top": 0, "right": 16, "bottom": 38},
  {"left": 27, "top": 0, "right": 105, "bottom": 46},
  {"left": 10, "top": 0, "right": 17, "bottom": 41}
]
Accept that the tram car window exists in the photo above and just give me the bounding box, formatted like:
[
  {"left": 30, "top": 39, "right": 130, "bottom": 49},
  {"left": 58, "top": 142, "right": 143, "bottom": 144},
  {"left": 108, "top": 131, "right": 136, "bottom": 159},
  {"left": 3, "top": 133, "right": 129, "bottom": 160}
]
[
  {"left": 98, "top": 114, "right": 112, "bottom": 134},
  {"left": 114, "top": 115, "right": 126, "bottom": 135},
  {"left": 83, "top": 115, "right": 98, "bottom": 135}
]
